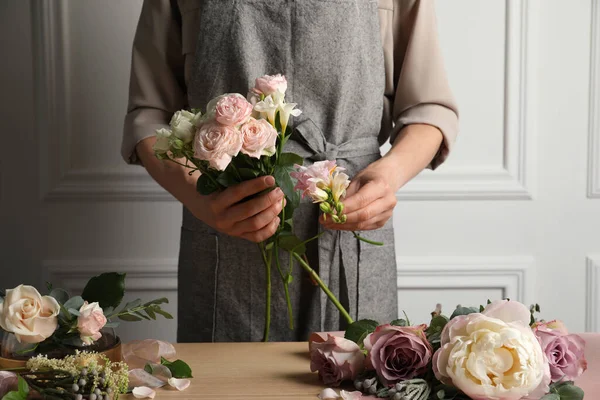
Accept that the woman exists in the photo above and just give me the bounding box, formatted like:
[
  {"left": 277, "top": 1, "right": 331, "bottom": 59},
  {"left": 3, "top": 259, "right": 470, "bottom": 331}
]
[{"left": 121, "top": 0, "right": 458, "bottom": 342}]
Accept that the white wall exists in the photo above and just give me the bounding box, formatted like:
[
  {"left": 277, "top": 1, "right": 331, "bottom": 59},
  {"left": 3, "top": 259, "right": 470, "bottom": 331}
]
[{"left": 0, "top": 0, "right": 599, "bottom": 342}]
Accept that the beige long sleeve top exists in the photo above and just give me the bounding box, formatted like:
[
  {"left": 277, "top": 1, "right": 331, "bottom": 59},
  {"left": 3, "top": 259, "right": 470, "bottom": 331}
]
[{"left": 122, "top": 0, "right": 459, "bottom": 169}]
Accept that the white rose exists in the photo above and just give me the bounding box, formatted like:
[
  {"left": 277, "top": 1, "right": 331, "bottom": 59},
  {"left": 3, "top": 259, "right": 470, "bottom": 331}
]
[
  {"left": 153, "top": 128, "right": 172, "bottom": 154},
  {"left": 0, "top": 285, "right": 60, "bottom": 344},
  {"left": 169, "top": 110, "right": 195, "bottom": 143},
  {"left": 433, "top": 301, "right": 550, "bottom": 400}
]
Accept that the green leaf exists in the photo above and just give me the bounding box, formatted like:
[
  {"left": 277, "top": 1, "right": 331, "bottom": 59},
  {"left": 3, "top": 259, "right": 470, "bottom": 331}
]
[
  {"left": 144, "top": 298, "right": 169, "bottom": 307},
  {"left": 450, "top": 305, "right": 479, "bottom": 320},
  {"left": 286, "top": 274, "right": 293, "bottom": 284},
  {"left": 540, "top": 395, "right": 560, "bottom": 400},
  {"left": 278, "top": 152, "right": 304, "bottom": 167},
  {"left": 390, "top": 319, "right": 408, "bottom": 327},
  {"left": 144, "top": 364, "right": 153, "bottom": 374},
  {"left": 63, "top": 296, "right": 85, "bottom": 311},
  {"left": 145, "top": 307, "right": 157, "bottom": 320},
  {"left": 274, "top": 164, "right": 301, "bottom": 209},
  {"left": 1, "top": 392, "right": 25, "bottom": 400},
  {"left": 118, "top": 314, "right": 144, "bottom": 322},
  {"left": 134, "top": 311, "right": 151, "bottom": 320},
  {"left": 153, "top": 308, "right": 174, "bottom": 319},
  {"left": 344, "top": 319, "right": 379, "bottom": 345},
  {"left": 238, "top": 168, "right": 260, "bottom": 180},
  {"left": 67, "top": 308, "right": 81, "bottom": 316},
  {"left": 104, "top": 322, "right": 119, "bottom": 328},
  {"left": 556, "top": 383, "right": 584, "bottom": 400},
  {"left": 196, "top": 173, "right": 220, "bottom": 195},
  {"left": 161, "top": 357, "right": 193, "bottom": 378},
  {"left": 278, "top": 234, "right": 306, "bottom": 255},
  {"left": 18, "top": 376, "right": 29, "bottom": 397},
  {"left": 427, "top": 315, "right": 449, "bottom": 335},
  {"left": 49, "top": 288, "right": 69, "bottom": 304},
  {"left": 216, "top": 169, "right": 240, "bottom": 188},
  {"left": 81, "top": 272, "right": 126, "bottom": 309},
  {"left": 122, "top": 299, "right": 142, "bottom": 311}
]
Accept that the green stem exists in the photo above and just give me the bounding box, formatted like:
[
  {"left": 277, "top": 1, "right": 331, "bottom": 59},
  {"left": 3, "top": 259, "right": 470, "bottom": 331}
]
[
  {"left": 259, "top": 243, "right": 272, "bottom": 342},
  {"left": 292, "top": 253, "right": 354, "bottom": 325},
  {"left": 165, "top": 156, "right": 198, "bottom": 171},
  {"left": 352, "top": 231, "right": 384, "bottom": 246},
  {"left": 274, "top": 243, "right": 294, "bottom": 330}
]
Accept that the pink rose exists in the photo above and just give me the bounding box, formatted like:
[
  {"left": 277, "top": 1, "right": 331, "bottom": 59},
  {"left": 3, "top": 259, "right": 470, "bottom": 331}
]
[
  {"left": 77, "top": 301, "right": 107, "bottom": 346},
  {"left": 533, "top": 320, "right": 587, "bottom": 381},
  {"left": 214, "top": 94, "right": 253, "bottom": 126},
  {"left": 310, "top": 334, "right": 365, "bottom": 387},
  {"left": 363, "top": 324, "right": 432, "bottom": 387},
  {"left": 240, "top": 117, "right": 278, "bottom": 159},
  {"left": 254, "top": 74, "right": 288, "bottom": 96},
  {"left": 194, "top": 122, "right": 242, "bottom": 170}
]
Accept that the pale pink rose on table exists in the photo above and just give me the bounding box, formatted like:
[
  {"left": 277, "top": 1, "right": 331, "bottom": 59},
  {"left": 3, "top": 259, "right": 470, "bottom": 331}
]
[
  {"left": 433, "top": 300, "right": 550, "bottom": 400},
  {"left": 194, "top": 122, "right": 242, "bottom": 170},
  {"left": 0, "top": 284, "right": 60, "bottom": 343},
  {"left": 214, "top": 93, "right": 253, "bottom": 126},
  {"left": 310, "top": 334, "right": 365, "bottom": 387},
  {"left": 240, "top": 117, "right": 278, "bottom": 158},
  {"left": 533, "top": 320, "right": 587, "bottom": 381},
  {"left": 254, "top": 74, "right": 288, "bottom": 96},
  {"left": 363, "top": 324, "right": 432, "bottom": 387},
  {"left": 77, "top": 301, "right": 107, "bottom": 346}
]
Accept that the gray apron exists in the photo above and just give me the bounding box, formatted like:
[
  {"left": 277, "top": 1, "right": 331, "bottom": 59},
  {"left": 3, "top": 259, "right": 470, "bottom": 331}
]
[{"left": 178, "top": 0, "right": 398, "bottom": 343}]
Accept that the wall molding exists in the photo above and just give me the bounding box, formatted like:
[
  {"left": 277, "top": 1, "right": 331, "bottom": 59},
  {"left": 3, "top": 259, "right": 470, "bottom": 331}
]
[
  {"left": 398, "top": 0, "right": 536, "bottom": 200},
  {"left": 44, "top": 259, "right": 178, "bottom": 291},
  {"left": 586, "top": 256, "right": 600, "bottom": 332},
  {"left": 589, "top": 0, "right": 600, "bottom": 198},
  {"left": 34, "top": 0, "right": 536, "bottom": 201},
  {"left": 396, "top": 256, "right": 535, "bottom": 305}
]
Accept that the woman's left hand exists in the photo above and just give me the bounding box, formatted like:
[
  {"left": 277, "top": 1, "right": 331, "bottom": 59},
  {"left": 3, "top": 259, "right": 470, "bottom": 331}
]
[{"left": 321, "top": 163, "right": 398, "bottom": 231}]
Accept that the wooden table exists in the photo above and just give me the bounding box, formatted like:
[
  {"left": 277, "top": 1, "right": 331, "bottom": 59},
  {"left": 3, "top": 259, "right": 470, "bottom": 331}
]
[
  {"left": 122, "top": 342, "right": 324, "bottom": 399},
  {"left": 120, "top": 334, "right": 600, "bottom": 399}
]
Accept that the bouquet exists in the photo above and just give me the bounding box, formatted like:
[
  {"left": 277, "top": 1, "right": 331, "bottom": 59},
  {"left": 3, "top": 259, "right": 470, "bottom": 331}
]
[
  {"left": 153, "top": 74, "right": 381, "bottom": 340},
  {"left": 310, "top": 300, "right": 587, "bottom": 400},
  {"left": 0, "top": 273, "right": 185, "bottom": 400}
]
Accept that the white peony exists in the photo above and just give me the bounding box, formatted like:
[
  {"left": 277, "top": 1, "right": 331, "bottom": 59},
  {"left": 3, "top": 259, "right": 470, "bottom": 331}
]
[
  {"left": 0, "top": 285, "right": 60, "bottom": 344},
  {"left": 433, "top": 300, "right": 550, "bottom": 400}
]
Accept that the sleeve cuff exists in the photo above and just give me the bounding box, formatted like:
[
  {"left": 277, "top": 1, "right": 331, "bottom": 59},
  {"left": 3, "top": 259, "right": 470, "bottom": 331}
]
[
  {"left": 121, "top": 108, "right": 172, "bottom": 165},
  {"left": 392, "top": 103, "right": 459, "bottom": 170}
]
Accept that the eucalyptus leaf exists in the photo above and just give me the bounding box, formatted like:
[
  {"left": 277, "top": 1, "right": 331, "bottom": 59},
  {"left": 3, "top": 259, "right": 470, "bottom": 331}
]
[
  {"left": 63, "top": 296, "right": 85, "bottom": 311},
  {"left": 344, "top": 319, "right": 379, "bottom": 345},
  {"left": 160, "top": 357, "right": 193, "bottom": 378},
  {"left": 49, "top": 288, "right": 69, "bottom": 305},
  {"left": 104, "top": 322, "right": 119, "bottom": 328},
  {"left": 196, "top": 173, "right": 220, "bottom": 195},
  {"left": 145, "top": 307, "right": 157, "bottom": 320},
  {"left": 122, "top": 299, "right": 142, "bottom": 311},
  {"left": 540, "top": 394, "right": 560, "bottom": 400},
  {"left": 118, "top": 314, "right": 144, "bottom": 322},
  {"left": 144, "top": 298, "right": 169, "bottom": 307},
  {"left": 153, "top": 308, "right": 174, "bottom": 319},
  {"left": 134, "top": 311, "right": 151, "bottom": 320},
  {"left": 556, "top": 383, "right": 584, "bottom": 400},
  {"left": 67, "top": 308, "right": 81, "bottom": 316},
  {"left": 450, "top": 305, "right": 479, "bottom": 320},
  {"left": 81, "top": 272, "right": 126, "bottom": 309}
]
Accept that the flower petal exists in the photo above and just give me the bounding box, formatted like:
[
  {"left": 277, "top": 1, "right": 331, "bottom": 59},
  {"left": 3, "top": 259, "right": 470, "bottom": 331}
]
[
  {"left": 128, "top": 369, "right": 166, "bottom": 389},
  {"left": 132, "top": 386, "right": 156, "bottom": 399},
  {"left": 167, "top": 377, "right": 191, "bottom": 391},
  {"left": 317, "top": 388, "right": 340, "bottom": 399},
  {"left": 483, "top": 299, "right": 531, "bottom": 325},
  {"left": 340, "top": 390, "right": 362, "bottom": 400}
]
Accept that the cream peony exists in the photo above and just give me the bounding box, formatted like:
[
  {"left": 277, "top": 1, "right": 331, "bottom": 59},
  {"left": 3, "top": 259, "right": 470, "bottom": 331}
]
[
  {"left": 240, "top": 117, "right": 278, "bottom": 158},
  {"left": 77, "top": 301, "right": 107, "bottom": 346},
  {"left": 433, "top": 300, "right": 550, "bottom": 400},
  {"left": 0, "top": 285, "right": 60, "bottom": 343}
]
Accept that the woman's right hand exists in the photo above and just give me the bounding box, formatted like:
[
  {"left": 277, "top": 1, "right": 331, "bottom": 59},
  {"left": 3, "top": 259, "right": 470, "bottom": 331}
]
[{"left": 186, "top": 175, "right": 285, "bottom": 243}]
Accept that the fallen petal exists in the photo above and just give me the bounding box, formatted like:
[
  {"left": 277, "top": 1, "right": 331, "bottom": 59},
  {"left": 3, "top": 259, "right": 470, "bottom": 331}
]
[
  {"left": 168, "top": 377, "right": 191, "bottom": 391},
  {"left": 128, "top": 369, "right": 166, "bottom": 389},
  {"left": 340, "top": 390, "right": 362, "bottom": 400},
  {"left": 318, "top": 388, "right": 340, "bottom": 399},
  {"left": 145, "top": 363, "right": 173, "bottom": 380},
  {"left": 122, "top": 340, "right": 177, "bottom": 369},
  {"left": 132, "top": 386, "right": 156, "bottom": 399}
]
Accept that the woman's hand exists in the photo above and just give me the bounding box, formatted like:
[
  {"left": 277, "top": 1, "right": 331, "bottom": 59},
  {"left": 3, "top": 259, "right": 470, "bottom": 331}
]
[
  {"left": 322, "top": 164, "right": 398, "bottom": 231},
  {"left": 187, "top": 176, "right": 285, "bottom": 243}
]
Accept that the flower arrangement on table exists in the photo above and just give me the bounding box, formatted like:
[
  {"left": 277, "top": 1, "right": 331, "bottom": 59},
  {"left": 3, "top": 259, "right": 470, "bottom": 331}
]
[
  {"left": 152, "top": 73, "right": 381, "bottom": 341},
  {"left": 310, "top": 300, "right": 587, "bottom": 400},
  {"left": 0, "top": 273, "right": 193, "bottom": 399}
]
